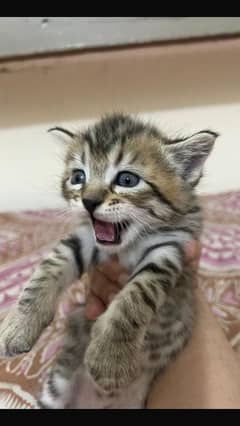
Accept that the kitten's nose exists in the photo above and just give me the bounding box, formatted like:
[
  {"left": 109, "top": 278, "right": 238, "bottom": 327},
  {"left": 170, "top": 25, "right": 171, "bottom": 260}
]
[{"left": 82, "top": 198, "right": 102, "bottom": 214}]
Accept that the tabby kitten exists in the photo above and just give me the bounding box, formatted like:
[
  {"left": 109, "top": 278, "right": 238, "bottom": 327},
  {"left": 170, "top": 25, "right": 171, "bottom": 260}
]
[{"left": 0, "top": 114, "right": 217, "bottom": 408}]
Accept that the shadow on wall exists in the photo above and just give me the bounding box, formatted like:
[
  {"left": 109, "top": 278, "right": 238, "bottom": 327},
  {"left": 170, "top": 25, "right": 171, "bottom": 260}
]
[{"left": 1, "top": 38, "right": 240, "bottom": 128}]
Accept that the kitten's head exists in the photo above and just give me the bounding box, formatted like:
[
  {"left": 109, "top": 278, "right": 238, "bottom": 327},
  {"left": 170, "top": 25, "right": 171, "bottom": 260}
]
[{"left": 55, "top": 114, "right": 217, "bottom": 253}]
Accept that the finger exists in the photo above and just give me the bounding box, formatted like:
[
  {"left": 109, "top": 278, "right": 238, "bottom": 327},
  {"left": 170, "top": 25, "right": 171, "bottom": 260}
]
[
  {"left": 96, "top": 257, "right": 129, "bottom": 283},
  {"left": 81, "top": 273, "right": 90, "bottom": 297},
  {"left": 90, "top": 269, "right": 120, "bottom": 305},
  {"left": 184, "top": 240, "right": 202, "bottom": 264},
  {"left": 84, "top": 294, "right": 106, "bottom": 320}
]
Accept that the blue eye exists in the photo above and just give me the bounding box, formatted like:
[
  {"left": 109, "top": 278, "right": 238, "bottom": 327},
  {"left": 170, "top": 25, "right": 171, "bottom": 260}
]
[
  {"left": 115, "top": 172, "right": 140, "bottom": 187},
  {"left": 71, "top": 169, "right": 86, "bottom": 185}
]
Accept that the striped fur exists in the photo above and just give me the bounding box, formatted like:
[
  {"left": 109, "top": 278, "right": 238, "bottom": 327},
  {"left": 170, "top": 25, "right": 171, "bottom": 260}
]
[{"left": 0, "top": 114, "right": 217, "bottom": 408}]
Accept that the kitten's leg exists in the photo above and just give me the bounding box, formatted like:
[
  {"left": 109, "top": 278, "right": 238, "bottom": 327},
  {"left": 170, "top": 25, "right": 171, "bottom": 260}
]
[
  {"left": 85, "top": 243, "right": 185, "bottom": 392},
  {"left": 0, "top": 228, "right": 93, "bottom": 357},
  {"left": 108, "top": 373, "right": 154, "bottom": 409},
  {"left": 38, "top": 308, "right": 92, "bottom": 409}
]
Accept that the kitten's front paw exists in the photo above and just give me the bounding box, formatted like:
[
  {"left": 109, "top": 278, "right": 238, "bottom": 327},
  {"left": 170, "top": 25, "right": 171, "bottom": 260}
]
[
  {"left": 85, "top": 319, "right": 140, "bottom": 392},
  {"left": 0, "top": 310, "right": 39, "bottom": 357},
  {"left": 38, "top": 369, "right": 70, "bottom": 409}
]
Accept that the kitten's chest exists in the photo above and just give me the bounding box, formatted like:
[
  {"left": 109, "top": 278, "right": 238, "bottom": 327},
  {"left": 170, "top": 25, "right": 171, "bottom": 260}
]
[
  {"left": 96, "top": 246, "right": 141, "bottom": 272},
  {"left": 96, "top": 231, "right": 182, "bottom": 272},
  {"left": 117, "top": 250, "right": 139, "bottom": 270}
]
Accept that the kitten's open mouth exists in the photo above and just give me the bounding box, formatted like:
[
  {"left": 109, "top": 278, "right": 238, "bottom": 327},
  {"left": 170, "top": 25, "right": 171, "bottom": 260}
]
[{"left": 92, "top": 219, "right": 130, "bottom": 245}]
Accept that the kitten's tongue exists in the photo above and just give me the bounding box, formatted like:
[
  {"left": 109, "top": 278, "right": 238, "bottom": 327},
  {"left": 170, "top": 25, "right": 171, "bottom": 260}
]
[{"left": 94, "top": 219, "right": 115, "bottom": 242}]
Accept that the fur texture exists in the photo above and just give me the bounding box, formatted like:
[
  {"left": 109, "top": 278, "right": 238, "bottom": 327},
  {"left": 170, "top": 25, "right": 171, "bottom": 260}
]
[{"left": 0, "top": 114, "right": 217, "bottom": 408}]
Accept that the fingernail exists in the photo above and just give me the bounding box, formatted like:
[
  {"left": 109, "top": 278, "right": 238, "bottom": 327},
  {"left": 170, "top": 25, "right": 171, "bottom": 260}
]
[{"left": 118, "top": 273, "right": 129, "bottom": 286}]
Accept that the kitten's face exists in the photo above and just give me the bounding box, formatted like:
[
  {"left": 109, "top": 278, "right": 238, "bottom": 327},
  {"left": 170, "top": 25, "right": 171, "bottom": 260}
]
[{"left": 60, "top": 115, "right": 216, "bottom": 252}]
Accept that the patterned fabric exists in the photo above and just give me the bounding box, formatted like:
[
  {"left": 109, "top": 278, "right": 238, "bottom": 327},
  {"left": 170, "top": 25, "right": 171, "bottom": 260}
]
[
  {"left": 199, "top": 192, "right": 240, "bottom": 348},
  {"left": 0, "top": 191, "right": 239, "bottom": 409}
]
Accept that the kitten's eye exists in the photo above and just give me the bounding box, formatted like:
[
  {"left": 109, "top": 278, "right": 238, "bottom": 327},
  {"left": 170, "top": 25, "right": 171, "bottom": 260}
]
[
  {"left": 71, "top": 169, "right": 86, "bottom": 185},
  {"left": 115, "top": 172, "right": 140, "bottom": 187}
]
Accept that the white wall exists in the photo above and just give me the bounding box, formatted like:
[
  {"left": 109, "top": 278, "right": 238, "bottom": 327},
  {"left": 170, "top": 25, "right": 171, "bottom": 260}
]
[
  {"left": 0, "top": 38, "right": 240, "bottom": 212},
  {"left": 1, "top": 18, "right": 240, "bottom": 59}
]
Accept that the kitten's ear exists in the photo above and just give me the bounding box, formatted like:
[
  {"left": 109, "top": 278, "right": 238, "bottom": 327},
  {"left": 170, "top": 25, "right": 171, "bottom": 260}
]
[
  {"left": 166, "top": 130, "right": 218, "bottom": 186},
  {"left": 47, "top": 126, "right": 75, "bottom": 143}
]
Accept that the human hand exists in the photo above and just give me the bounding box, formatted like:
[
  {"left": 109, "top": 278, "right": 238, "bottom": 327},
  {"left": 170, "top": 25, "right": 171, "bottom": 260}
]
[{"left": 84, "top": 241, "right": 201, "bottom": 321}]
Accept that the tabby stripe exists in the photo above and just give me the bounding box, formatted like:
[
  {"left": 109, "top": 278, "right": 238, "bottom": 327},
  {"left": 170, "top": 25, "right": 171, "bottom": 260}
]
[
  {"left": 48, "top": 375, "right": 61, "bottom": 398},
  {"left": 149, "top": 352, "right": 162, "bottom": 361},
  {"left": 137, "top": 241, "right": 184, "bottom": 266},
  {"left": 31, "top": 276, "right": 48, "bottom": 283},
  {"left": 91, "top": 247, "right": 99, "bottom": 265},
  {"left": 143, "top": 225, "right": 193, "bottom": 238},
  {"left": 145, "top": 180, "right": 182, "bottom": 214},
  {"left": 49, "top": 273, "right": 60, "bottom": 281},
  {"left": 129, "top": 152, "right": 139, "bottom": 164},
  {"left": 114, "top": 148, "right": 124, "bottom": 166},
  {"left": 23, "top": 286, "right": 39, "bottom": 293},
  {"left": 160, "top": 279, "right": 171, "bottom": 292},
  {"left": 55, "top": 254, "right": 69, "bottom": 263},
  {"left": 158, "top": 318, "right": 174, "bottom": 327},
  {"left": 41, "top": 259, "right": 61, "bottom": 268},
  {"left": 148, "top": 281, "right": 159, "bottom": 298},
  {"left": 157, "top": 225, "right": 192, "bottom": 234},
  {"left": 129, "top": 290, "right": 139, "bottom": 306},
  {"left": 83, "top": 132, "right": 94, "bottom": 154},
  {"left": 19, "top": 297, "right": 32, "bottom": 307},
  {"left": 164, "top": 258, "right": 179, "bottom": 274},
  {"left": 187, "top": 206, "right": 201, "bottom": 214},
  {"left": 81, "top": 150, "right": 86, "bottom": 165},
  {"left": 145, "top": 339, "right": 169, "bottom": 351},
  {"left": 191, "top": 173, "right": 202, "bottom": 188},
  {"left": 121, "top": 304, "right": 140, "bottom": 330},
  {"left": 61, "top": 237, "right": 83, "bottom": 276},
  {"left": 112, "top": 318, "right": 136, "bottom": 342},
  {"left": 131, "top": 262, "right": 172, "bottom": 281},
  {"left": 53, "top": 248, "right": 69, "bottom": 262},
  {"left": 133, "top": 281, "right": 157, "bottom": 313},
  {"left": 147, "top": 208, "right": 162, "bottom": 220},
  {"left": 145, "top": 331, "right": 164, "bottom": 341}
]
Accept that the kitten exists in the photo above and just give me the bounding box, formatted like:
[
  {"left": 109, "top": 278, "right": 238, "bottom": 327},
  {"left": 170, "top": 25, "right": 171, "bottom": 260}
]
[{"left": 0, "top": 114, "right": 217, "bottom": 408}]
